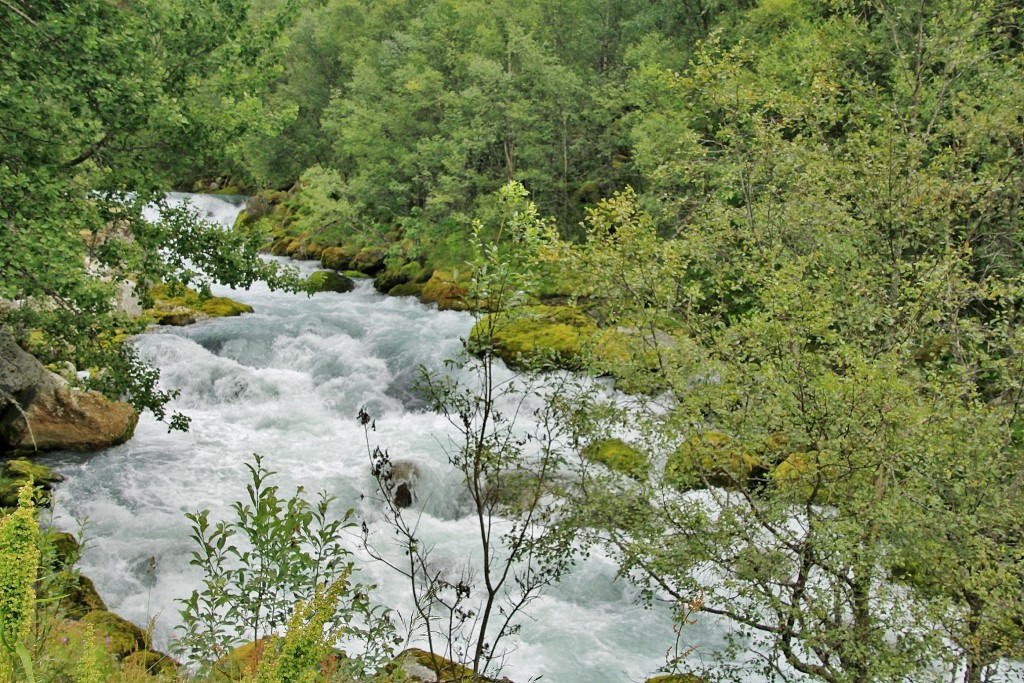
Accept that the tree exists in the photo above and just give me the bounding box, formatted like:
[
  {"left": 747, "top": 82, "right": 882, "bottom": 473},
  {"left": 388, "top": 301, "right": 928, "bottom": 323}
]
[
  {"left": 0, "top": 0, "right": 301, "bottom": 424},
  {"left": 546, "top": 1, "right": 1024, "bottom": 677},
  {"left": 359, "top": 182, "right": 584, "bottom": 679},
  {"left": 175, "top": 455, "right": 397, "bottom": 677}
]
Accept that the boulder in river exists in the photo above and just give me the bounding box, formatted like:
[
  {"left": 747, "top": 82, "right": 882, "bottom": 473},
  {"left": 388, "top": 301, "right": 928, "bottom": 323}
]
[
  {"left": 79, "top": 609, "right": 149, "bottom": 659},
  {"left": 469, "top": 305, "right": 597, "bottom": 369},
  {"left": 307, "top": 270, "right": 355, "bottom": 294},
  {"left": 398, "top": 648, "right": 515, "bottom": 682},
  {"left": 387, "top": 460, "right": 420, "bottom": 509},
  {"left": 582, "top": 438, "right": 649, "bottom": 480},
  {"left": 147, "top": 284, "right": 254, "bottom": 326},
  {"left": 0, "top": 332, "right": 138, "bottom": 454},
  {"left": 419, "top": 270, "right": 470, "bottom": 311}
]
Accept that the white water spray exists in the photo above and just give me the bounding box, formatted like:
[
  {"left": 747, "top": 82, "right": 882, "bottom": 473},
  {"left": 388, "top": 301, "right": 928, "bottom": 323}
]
[{"left": 41, "top": 194, "right": 735, "bottom": 683}]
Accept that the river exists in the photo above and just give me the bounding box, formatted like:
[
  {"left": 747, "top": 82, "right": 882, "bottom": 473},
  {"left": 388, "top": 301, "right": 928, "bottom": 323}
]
[{"left": 39, "top": 193, "right": 735, "bottom": 682}]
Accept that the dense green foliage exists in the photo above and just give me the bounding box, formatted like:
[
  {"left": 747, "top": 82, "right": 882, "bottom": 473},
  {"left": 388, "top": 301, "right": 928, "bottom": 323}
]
[
  {"left": 3, "top": 0, "right": 1024, "bottom": 679},
  {"left": 175, "top": 455, "right": 396, "bottom": 677},
  {"left": 0, "top": 0, "right": 301, "bottom": 427},
  {"left": 232, "top": 0, "right": 728, "bottom": 265},
  {"left": 529, "top": 0, "right": 1024, "bottom": 680}
]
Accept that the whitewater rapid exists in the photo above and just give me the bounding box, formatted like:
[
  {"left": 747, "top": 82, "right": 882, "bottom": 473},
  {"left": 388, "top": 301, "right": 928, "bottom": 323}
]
[{"left": 39, "top": 193, "right": 733, "bottom": 682}]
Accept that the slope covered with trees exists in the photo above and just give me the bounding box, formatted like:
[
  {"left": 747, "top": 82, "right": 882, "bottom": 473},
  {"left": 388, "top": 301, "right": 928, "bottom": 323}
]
[
  {"left": 2, "top": 0, "right": 1023, "bottom": 680},
  {"left": 231, "top": 0, "right": 1023, "bottom": 679}
]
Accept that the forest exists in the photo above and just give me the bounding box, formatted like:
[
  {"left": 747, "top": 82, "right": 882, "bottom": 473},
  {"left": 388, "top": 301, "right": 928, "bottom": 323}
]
[{"left": 1, "top": 0, "right": 1023, "bottom": 681}]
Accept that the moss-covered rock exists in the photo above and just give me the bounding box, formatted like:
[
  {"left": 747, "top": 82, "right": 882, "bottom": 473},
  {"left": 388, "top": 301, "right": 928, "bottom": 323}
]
[
  {"left": 147, "top": 285, "right": 253, "bottom": 327},
  {"left": 645, "top": 674, "right": 709, "bottom": 683},
  {"left": 0, "top": 459, "right": 64, "bottom": 507},
  {"left": 389, "top": 282, "right": 425, "bottom": 298},
  {"left": 122, "top": 649, "right": 179, "bottom": 677},
  {"left": 80, "top": 609, "right": 148, "bottom": 659},
  {"left": 320, "top": 245, "right": 358, "bottom": 271},
  {"left": 352, "top": 246, "right": 387, "bottom": 275},
  {"left": 215, "top": 638, "right": 270, "bottom": 680},
  {"left": 198, "top": 297, "right": 254, "bottom": 318},
  {"left": 471, "top": 305, "right": 598, "bottom": 369},
  {"left": 269, "top": 237, "right": 292, "bottom": 256},
  {"left": 3, "top": 458, "right": 63, "bottom": 486},
  {"left": 45, "top": 529, "right": 80, "bottom": 567},
  {"left": 770, "top": 450, "right": 839, "bottom": 502},
  {"left": 590, "top": 326, "right": 667, "bottom": 373},
  {"left": 419, "top": 270, "right": 470, "bottom": 310},
  {"left": 343, "top": 270, "right": 371, "bottom": 279},
  {"left": 583, "top": 438, "right": 649, "bottom": 480},
  {"left": 216, "top": 638, "right": 348, "bottom": 681},
  {"left": 665, "top": 432, "right": 761, "bottom": 490},
  {"left": 398, "top": 648, "right": 479, "bottom": 682},
  {"left": 307, "top": 270, "right": 355, "bottom": 294},
  {"left": 375, "top": 260, "right": 428, "bottom": 294},
  {"left": 52, "top": 571, "right": 107, "bottom": 618},
  {"left": 488, "top": 468, "right": 568, "bottom": 515},
  {"left": 374, "top": 267, "right": 405, "bottom": 292}
]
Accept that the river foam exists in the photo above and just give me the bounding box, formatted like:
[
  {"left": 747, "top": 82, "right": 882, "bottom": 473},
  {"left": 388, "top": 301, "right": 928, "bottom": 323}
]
[{"left": 36, "top": 193, "right": 740, "bottom": 682}]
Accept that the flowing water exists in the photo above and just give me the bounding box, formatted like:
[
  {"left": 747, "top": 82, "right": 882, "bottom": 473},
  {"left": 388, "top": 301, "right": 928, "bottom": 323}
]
[{"left": 38, "top": 193, "right": 735, "bottom": 682}]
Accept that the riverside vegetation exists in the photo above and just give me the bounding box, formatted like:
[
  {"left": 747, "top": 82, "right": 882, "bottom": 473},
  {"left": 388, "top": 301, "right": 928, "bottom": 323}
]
[{"left": 2, "top": 0, "right": 1024, "bottom": 681}]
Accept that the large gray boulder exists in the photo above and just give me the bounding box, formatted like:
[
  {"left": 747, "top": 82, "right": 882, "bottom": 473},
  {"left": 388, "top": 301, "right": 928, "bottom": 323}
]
[
  {"left": 0, "top": 329, "right": 46, "bottom": 408},
  {"left": 0, "top": 331, "right": 138, "bottom": 454}
]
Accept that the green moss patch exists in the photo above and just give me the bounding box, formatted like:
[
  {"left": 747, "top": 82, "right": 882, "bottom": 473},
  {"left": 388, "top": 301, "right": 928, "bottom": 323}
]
[
  {"left": 147, "top": 285, "right": 253, "bottom": 326},
  {"left": 471, "top": 305, "right": 598, "bottom": 369},
  {"left": 420, "top": 270, "right": 470, "bottom": 311},
  {"left": 665, "top": 431, "right": 761, "bottom": 491},
  {"left": 307, "top": 270, "right": 355, "bottom": 294},
  {"left": 400, "top": 648, "right": 478, "bottom": 682},
  {"left": 320, "top": 245, "right": 359, "bottom": 271},
  {"left": 389, "top": 282, "right": 425, "bottom": 297},
  {"left": 52, "top": 571, "right": 107, "bottom": 618},
  {"left": 583, "top": 438, "right": 649, "bottom": 480},
  {"left": 0, "top": 459, "right": 63, "bottom": 507},
  {"left": 80, "top": 609, "right": 148, "bottom": 658},
  {"left": 215, "top": 639, "right": 270, "bottom": 681}
]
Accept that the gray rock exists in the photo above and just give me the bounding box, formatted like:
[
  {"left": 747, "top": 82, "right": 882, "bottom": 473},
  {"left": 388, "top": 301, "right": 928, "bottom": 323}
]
[{"left": 0, "top": 331, "right": 138, "bottom": 454}]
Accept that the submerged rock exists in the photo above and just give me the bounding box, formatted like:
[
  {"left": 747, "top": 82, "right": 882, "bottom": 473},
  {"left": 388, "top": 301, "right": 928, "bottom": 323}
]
[{"left": 388, "top": 460, "right": 421, "bottom": 508}]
